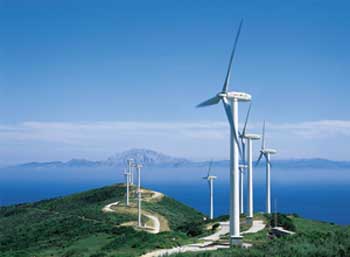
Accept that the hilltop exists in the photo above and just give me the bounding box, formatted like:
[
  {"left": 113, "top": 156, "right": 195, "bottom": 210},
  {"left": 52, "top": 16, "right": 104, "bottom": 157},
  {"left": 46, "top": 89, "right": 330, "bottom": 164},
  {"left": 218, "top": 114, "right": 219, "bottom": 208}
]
[{"left": 0, "top": 184, "right": 203, "bottom": 257}]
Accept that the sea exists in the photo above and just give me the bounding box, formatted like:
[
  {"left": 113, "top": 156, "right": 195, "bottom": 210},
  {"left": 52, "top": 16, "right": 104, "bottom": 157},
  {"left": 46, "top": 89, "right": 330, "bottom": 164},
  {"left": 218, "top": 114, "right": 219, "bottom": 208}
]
[{"left": 0, "top": 166, "right": 349, "bottom": 225}]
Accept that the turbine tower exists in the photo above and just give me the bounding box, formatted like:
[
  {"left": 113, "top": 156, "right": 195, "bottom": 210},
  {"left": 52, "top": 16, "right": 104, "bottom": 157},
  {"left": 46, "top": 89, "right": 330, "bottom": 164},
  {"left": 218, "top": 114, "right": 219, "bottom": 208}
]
[
  {"left": 238, "top": 164, "right": 246, "bottom": 215},
  {"left": 124, "top": 168, "right": 130, "bottom": 206},
  {"left": 127, "top": 159, "right": 134, "bottom": 185},
  {"left": 136, "top": 164, "right": 143, "bottom": 227},
  {"left": 197, "top": 19, "right": 251, "bottom": 245},
  {"left": 203, "top": 161, "right": 217, "bottom": 220},
  {"left": 240, "top": 103, "right": 260, "bottom": 223},
  {"left": 256, "top": 121, "right": 276, "bottom": 214}
]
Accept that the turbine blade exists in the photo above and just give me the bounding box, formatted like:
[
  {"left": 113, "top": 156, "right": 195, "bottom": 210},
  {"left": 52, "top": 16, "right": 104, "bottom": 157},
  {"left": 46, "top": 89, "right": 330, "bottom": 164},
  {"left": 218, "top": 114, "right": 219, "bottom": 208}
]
[
  {"left": 197, "top": 96, "right": 220, "bottom": 108},
  {"left": 222, "top": 98, "right": 234, "bottom": 125},
  {"left": 266, "top": 154, "right": 272, "bottom": 167},
  {"left": 222, "top": 19, "right": 243, "bottom": 92},
  {"left": 242, "top": 102, "right": 251, "bottom": 136},
  {"left": 261, "top": 120, "right": 266, "bottom": 149},
  {"left": 256, "top": 152, "right": 263, "bottom": 166},
  {"left": 207, "top": 160, "right": 213, "bottom": 176},
  {"left": 241, "top": 139, "right": 246, "bottom": 165},
  {"left": 222, "top": 98, "right": 242, "bottom": 157}
]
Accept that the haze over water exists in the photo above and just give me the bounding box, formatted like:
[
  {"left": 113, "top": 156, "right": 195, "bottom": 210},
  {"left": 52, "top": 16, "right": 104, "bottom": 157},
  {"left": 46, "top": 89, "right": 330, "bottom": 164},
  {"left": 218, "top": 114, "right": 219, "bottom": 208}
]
[{"left": 1, "top": 166, "right": 349, "bottom": 225}]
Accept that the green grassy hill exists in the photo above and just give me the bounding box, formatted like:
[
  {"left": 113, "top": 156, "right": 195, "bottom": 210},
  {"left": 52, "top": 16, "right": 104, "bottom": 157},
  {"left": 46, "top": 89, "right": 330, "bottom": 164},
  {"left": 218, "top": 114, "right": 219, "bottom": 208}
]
[
  {"left": 1, "top": 184, "right": 350, "bottom": 257},
  {"left": 0, "top": 184, "right": 203, "bottom": 257},
  {"left": 171, "top": 214, "right": 350, "bottom": 257}
]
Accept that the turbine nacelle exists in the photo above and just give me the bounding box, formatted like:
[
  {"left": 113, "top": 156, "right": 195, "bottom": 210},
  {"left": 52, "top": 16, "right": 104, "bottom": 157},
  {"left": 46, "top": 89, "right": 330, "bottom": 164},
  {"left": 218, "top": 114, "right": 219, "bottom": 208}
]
[
  {"left": 203, "top": 175, "right": 217, "bottom": 180},
  {"left": 241, "top": 133, "right": 260, "bottom": 140},
  {"left": 208, "top": 175, "right": 217, "bottom": 180},
  {"left": 223, "top": 91, "right": 252, "bottom": 102},
  {"left": 261, "top": 148, "right": 277, "bottom": 155}
]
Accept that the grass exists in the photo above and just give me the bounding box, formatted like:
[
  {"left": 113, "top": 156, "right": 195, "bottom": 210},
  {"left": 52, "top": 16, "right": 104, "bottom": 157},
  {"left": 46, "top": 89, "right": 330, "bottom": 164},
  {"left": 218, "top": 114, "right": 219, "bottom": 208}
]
[
  {"left": 2, "top": 184, "right": 348, "bottom": 257},
  {"left": 170, "top": 214, "right": 350, "bottom": 257},
  {"left": 142, "top": 196, "right": 204, "bottom": 230},
  {"left": 0, "top": 184, "right": 204, "bottom": 257}
]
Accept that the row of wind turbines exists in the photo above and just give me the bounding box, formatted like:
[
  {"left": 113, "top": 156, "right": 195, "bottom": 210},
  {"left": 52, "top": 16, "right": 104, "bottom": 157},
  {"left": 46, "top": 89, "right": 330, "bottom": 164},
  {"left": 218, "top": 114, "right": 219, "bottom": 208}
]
[
  {"left": 123, "top": 159, "right": 143, "bottom": 227},
  {"left": 198, "top": 19, "right": 277, "bottom": 245}
]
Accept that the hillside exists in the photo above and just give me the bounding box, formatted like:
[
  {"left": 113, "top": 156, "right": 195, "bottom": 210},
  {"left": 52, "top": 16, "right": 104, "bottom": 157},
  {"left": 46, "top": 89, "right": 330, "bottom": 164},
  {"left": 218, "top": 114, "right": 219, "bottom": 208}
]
[
  {"left": 170, "top": 215, "right": 350, "bottom": 257},
  {"left": 1, "top": 184, "right": 350, "bottom": 257},
  {"left": 0, "top": 184, "right": 203, "bottom": 257}
]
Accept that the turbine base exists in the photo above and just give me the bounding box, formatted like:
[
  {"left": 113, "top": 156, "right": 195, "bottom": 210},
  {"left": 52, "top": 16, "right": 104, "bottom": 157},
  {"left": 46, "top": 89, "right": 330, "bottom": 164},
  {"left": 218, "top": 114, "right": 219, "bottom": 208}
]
[
  {"left": 230, "top": 236, "right": 243, "bottom": 246},
  {"left": 246, "top": 217, "right": 253, "bottom": 225}
]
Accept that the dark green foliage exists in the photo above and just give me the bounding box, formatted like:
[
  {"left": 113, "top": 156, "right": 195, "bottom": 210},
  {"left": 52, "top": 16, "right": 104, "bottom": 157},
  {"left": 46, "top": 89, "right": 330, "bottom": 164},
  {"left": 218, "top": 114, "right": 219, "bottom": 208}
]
[
  {"left": 89, "top": 253, "right": 107, "bottom": 257},
  {"left": 142, "top": 196, "right": 204, "bottom": 230},
  {"left": 103, "top": 227, "right": 189, "bottom": 251},
  {"left": 172, "top": 216, "right": 350, "bottom": 257},
  {"left": 0, "top": 184, "right": 202, "bottom": 257},
  {"left": 267, "top": 213, "right": 296, "bottom": 231},
  {"left": 176, "top": 221, "right": 204, "bottom": 237},
  {"left": 212, "top": 215, "right": 229, "bottom": 222},
  {"left": 211, "top": 223, "right": 220, "bottom": 231}
]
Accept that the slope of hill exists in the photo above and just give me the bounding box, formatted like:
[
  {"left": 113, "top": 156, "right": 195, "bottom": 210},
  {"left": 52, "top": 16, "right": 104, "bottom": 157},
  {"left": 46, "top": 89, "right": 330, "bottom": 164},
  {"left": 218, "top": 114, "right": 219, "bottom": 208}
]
[
  {"left": 0, "top": 184, "right": 203, "bottom": 257},
  {"left": 1, "top": 184, "right": 350, "bottom": 257},
  {"left": 170, "top": 215, "right": 350, "bottom": 257}
]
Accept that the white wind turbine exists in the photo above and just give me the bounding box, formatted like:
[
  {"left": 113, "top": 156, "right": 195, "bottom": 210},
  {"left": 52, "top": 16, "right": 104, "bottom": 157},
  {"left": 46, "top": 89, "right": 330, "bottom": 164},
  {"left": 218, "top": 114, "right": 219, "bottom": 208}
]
[
  {"left": 127, "top": 159, "right": 134, "bottom": 185},
  {"left": 123, "top": 168, "right": 130, "bottom": 206},
  {"left": 203, "top": 161, "right": 217, "bottom": 220},
  {"left": 197, "top": 19, "right": 251, "bottom": 245},
  {"left": 136, "top": 163, "right": 143, "bottom": 227},
  {"left": 256, "top": 121, "right": 276, "bottom": 214},
  {"left": 240, "top": 104, "right": 260, "bottom": 223}
]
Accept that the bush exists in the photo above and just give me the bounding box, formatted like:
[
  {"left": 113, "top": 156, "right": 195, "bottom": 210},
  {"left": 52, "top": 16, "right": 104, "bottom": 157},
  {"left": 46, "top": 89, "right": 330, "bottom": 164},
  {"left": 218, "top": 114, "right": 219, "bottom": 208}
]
[
  {"left": 176, "top": 221, "right": 204, "bottom": 237},
  {"left": 212, "top": 223, "right": 220, "bottom": 231},
  {"left": 268, "top": 213, "right": 296, "bottom": 231}
]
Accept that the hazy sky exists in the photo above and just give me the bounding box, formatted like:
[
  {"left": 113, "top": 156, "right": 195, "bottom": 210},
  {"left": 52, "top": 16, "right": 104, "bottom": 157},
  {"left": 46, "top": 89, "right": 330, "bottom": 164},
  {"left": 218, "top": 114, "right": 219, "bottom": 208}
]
[{"left": 0, "top": 1, "right": 349, "bottom": 163}]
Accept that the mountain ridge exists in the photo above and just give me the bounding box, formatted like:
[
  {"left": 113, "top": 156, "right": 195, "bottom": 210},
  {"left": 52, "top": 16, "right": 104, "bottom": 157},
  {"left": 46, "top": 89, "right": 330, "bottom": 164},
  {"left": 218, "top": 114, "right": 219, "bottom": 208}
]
[{"left": 11, "top": 148, "right": 350, "bottom": 169}]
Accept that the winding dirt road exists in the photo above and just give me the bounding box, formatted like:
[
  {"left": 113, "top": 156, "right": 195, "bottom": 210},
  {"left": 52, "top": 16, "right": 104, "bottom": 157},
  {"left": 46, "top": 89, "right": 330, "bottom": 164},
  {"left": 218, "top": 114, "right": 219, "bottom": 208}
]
[
  {"left": 102, "top": 201, "right": 161, "bottom": 234},
  {"left": 140, "top": 220, "right": 266, "bottom": 257}
]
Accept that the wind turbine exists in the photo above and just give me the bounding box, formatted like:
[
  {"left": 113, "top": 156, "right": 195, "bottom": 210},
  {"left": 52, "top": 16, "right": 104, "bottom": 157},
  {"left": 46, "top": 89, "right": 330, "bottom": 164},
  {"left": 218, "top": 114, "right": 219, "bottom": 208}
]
[
  {"left": 136, "top": 164, "right": 143, "bottom": 227},
  {"left": 240, "top": 103, "right": 260, "bottom": 223},
  {"left": 256, "top": 121, "right": 276, "bottom": 214},
  {"left": 124, "top": 168, "right": 130, "bottom": 206},
  {"left": 197, "top": 19, "right": 251, "bottom": 245},
  {"left": 203, "top": 161, "right": 217, "bottom": 220},
  {"left": 127, "top": 159, "right": 134, "bottom": 185},
  {"left": 238, "top": 164, "right": 246, "bottom": 215}
]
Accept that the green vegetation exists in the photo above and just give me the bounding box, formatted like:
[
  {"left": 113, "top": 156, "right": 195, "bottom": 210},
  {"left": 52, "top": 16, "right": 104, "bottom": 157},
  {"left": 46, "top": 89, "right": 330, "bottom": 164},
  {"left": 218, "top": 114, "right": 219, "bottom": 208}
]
[
  {"left": 0, "top": 184, "right": 203, "bottom": 257},
  {"left": 267, "top": 212, "right": 296, "bottom": 231},
  {"left": 142, "top": 196, "right": 203, "bottom": 230},
  {"left": 171, "top": 214, "right": 350, "bottom": 257},
  {"left": 2, "top": 184, "right": 349, "bottom": 257}
]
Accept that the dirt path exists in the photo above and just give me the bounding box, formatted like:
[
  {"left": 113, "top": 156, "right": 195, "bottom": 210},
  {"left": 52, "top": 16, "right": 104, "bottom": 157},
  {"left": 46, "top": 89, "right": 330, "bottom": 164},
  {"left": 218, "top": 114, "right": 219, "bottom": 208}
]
[
  {"left": 140, "top": 220, "right": 266, "bottom": 257},
  {"left": 102, "top": 202, "right": 120, "bottom": 213},
  {"left": 143, "top": 213, "right": 161, "bottom": 234},
  {"left": 241, "top": 220, "right": 265, "bottom": 234},
  {"left": 202, "top": 221, "right": 229, "bottom": 241},
  {"left": 102, "top": 200, "right": 162, "bottom": 234}
]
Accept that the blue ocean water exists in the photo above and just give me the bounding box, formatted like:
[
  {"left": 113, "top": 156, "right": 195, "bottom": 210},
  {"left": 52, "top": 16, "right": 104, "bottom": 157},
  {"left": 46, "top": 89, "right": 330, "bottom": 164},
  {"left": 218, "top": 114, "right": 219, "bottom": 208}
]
[{"left": 0, "top": 166, "right": 349, "bottom": 225}]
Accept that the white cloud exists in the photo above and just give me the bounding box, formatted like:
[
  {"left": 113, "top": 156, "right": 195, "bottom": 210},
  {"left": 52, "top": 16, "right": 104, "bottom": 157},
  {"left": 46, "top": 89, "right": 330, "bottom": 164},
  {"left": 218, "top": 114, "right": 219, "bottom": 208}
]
[{"left": 0, "top": 120, "right": 349, "bottom": 163}]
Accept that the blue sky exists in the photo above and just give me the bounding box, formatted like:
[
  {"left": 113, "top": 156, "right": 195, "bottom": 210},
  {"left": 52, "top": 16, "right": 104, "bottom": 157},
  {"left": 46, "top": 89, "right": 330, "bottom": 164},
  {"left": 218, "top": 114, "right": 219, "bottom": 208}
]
[{"left": 0, "top": 1, "right": 349, "bottom": 163}]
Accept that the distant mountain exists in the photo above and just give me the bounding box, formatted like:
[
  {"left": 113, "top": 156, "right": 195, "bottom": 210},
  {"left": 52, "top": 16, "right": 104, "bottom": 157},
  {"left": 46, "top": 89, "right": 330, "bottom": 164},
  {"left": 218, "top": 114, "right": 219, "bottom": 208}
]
[
  {"left": 103, "top": 148, "right": 189, "bottom": 167},
  {"left": 14, "top": 149, "right": 190, "bottom": 169},
  {"left": 11, "top": 149, "right": 350, "bottom": 170}
]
